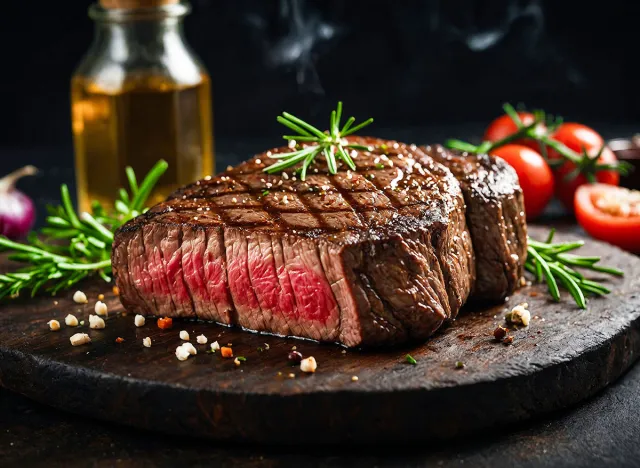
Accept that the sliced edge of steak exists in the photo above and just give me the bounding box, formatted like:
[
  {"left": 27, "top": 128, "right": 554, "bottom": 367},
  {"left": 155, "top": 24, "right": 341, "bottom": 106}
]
[{"left": 424, "top": 144, "right": 528, "bottom": 301}]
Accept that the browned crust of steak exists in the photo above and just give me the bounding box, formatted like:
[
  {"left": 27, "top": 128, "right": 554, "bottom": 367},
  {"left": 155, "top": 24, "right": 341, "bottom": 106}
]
[
  {"left": 112, "top": 137, "right": 475, "bottom": 347},
  {"left": 424, "top": 144, "right": 528, "bottom": 301}
]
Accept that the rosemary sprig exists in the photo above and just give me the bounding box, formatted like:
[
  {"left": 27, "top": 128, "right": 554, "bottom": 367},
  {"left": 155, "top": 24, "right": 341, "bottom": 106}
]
[
  {"left": 525, "top": 229, "right": 623, "bottom": 308},
  {"left": 446, "top": 103, "right": 633, "bottom": 181},
  {"left": 264, "top": 102, "right": 374, "bottom": 179},
  {"left": 0, "top": 161, "right": 168, "bottom": 299}
]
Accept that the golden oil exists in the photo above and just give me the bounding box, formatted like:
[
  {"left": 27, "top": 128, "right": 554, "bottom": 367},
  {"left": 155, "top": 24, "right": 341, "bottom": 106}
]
[{"left": 71, "top": 74, "right": 213, "bottom": 212}]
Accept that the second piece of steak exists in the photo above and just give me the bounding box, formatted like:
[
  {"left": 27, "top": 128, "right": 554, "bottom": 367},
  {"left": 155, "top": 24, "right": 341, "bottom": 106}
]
[
  {"left": 424, "top": 145, "right": 527, "bottom": 301},
  {"left": 112, "top": 137, "right": 475, "bottom": 347}
]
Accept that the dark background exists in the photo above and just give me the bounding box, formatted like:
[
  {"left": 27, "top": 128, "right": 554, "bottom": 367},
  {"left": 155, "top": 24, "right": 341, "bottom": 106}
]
[{"left": 1, "top": 0, "right": 639, "bottom": 147}]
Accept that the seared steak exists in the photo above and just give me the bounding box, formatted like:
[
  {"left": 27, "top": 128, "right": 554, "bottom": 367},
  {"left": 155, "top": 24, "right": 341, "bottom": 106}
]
[
  {"left": 424, "top": 145, "right": 527, "bottom": 301},
  {"left": 112, "top": 137, "right": 475, "bottom": 347}
]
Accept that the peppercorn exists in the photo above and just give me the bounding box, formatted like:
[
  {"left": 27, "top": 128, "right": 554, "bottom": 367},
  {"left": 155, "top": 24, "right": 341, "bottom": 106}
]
[
  {"left": 288, "top": 350, "right": 303, "bottom": 363},
  {"left": 493, "top": 325, "right": 508, "bottom": 341}
]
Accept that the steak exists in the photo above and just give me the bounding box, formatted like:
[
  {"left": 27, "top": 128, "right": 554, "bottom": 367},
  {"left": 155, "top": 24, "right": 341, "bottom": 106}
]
[
  {"left": 424, "top": 144, "right": 527, "bottom": 301},
  {"left": 112, "top": 137, "right": 476, "bottom": 347}
]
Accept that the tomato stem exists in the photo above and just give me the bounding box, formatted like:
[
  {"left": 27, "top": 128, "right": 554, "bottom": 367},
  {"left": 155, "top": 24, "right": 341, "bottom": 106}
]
[{"left": 445, "top": 103, "right": 633, "bottom": 182}]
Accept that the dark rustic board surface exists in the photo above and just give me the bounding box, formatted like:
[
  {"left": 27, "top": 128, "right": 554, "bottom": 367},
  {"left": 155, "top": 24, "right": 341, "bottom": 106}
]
[{"left": 0, "top": 226, "right": 639, "bottom": 444}]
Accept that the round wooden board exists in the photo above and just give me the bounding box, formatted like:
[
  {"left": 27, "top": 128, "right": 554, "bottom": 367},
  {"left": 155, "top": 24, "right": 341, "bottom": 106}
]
[{"left": 0, "top": 226, "right": 639, "bottom": 444}]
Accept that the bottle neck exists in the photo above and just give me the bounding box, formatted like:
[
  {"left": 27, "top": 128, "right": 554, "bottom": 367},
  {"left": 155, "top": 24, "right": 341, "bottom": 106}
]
[{"left": 89, "top": 3, "right": 191, "bottom": 63}]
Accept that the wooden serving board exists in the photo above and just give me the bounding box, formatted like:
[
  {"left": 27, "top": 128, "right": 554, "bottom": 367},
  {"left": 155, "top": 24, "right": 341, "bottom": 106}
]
[{"left": 0, "top": 226, "right": 639, "bottom": 444}]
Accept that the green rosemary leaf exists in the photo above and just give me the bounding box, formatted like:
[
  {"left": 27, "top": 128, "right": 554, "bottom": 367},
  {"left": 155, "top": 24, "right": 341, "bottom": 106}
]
[
  {"left": 282, "top": 135, "right": 321, "bottom": 142},
  {"left": 444, "top": 139, "right": 479, "bottom": 153},
  {"left": 344, "top": 144, "right": 370, "bottom": 151},
  {"left": 589, "top": 264, "right": 625, "bottom": 277},
  {"left": 527, "top": 246, "right": 561, "bottom": 301},
  {"left": 276, "top": 116, "right": 314, "bottom": 138},
  {"left": 324, "top": 147, "right": 338, "bottom": 174},
  {"left": 503, "top": 103, "right": 524, "bottom": 127},
  {"left": 405, "top": 354, "right": 417, "bottom": 365},
  {"left": 548, "top": 263, "right": 586, "bottom": 309},
  {"left": 341, "top": 116, "right": 355, "bottom": 135},
  {"left": 337, "top": 145, "right": 357, "bottom": 171},
  {"left": 126, "top": 166, "right": 138, "bottom": 194},
  {"left": 281, "top": 112, "right": 326, "bottom": 139},
  {"left": 341, "top": 117, "right": 374, "bottom": 137}
]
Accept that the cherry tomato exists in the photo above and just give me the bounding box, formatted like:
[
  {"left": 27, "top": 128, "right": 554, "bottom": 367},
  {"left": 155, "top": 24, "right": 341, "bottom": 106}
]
[
  {"left": 574, "top": 184, "right": 640, "bottom": 252},
  {"left": 548, "top": 123, "right": 620, "bottom": 211},
  {"left": 490, "top": 144, "right": 554, "bottom": 220},
  {"left": 483, "top": 112, "right": 546, "bottom": 152}
]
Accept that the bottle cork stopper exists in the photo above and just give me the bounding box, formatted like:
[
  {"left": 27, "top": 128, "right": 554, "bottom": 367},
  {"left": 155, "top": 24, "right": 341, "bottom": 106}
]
[{"left": 100, "top": 0, "right": 179, "bottom": 8}]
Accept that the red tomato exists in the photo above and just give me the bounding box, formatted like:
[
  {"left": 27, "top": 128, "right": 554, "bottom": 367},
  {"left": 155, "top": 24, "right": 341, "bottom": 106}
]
[
  {"left": 548, "top": 123, "right": 620, "bottom": 211},
  {"left": 483, "top": 112, "right": 546, "bottom": 152},
  {"left": 575, "top": 184, "right": 640, "bottom": 252},
  {"left": 490, "top": 144, "right": 554, "bottom": 220}
]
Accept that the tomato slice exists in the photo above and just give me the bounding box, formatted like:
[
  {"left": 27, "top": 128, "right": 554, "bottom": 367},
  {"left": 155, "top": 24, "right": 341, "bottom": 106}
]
[{"left": 574, "top": 184, "right": 640, "bottom": 252}]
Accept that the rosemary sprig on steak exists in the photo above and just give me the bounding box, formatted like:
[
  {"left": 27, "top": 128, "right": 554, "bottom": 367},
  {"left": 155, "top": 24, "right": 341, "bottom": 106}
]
[
  {"left": 264, "top": 102, "right": 374, "bottom": 180},
  {"left": 526, "top": 229, "right": 623, "bottom": 309},
  {"left": 0, "top": 161, "right": 168, "bottom": 299},
  {"left": 445, "top": 103, "right": 632, "bottom": 181}
]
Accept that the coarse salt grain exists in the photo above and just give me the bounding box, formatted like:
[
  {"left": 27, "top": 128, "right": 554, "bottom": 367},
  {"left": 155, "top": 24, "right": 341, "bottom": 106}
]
[
  {"left": 94, "top": 301, "right": 108, "bottom": 316},
  {"left": 143, "top": 337, "right": 152, "bottom": 348},
  {"left": 255, "top": 158, "right": 262, "bottom": 164},
  {"left": 134, "top": 314, "right": 146, "bottom": 327},
  {"left": 73, "top": 290, "right": 88, "bottom": 304},
  {"left": 182, "top": 342, "right": 197, "bottom": 355},
  {"left": 351, "top": 376, "right": 359, "bottom": 382},
  {"left": 196, "top": 334, "right": 208, "bottom": 344},
  {"left": 175, "top": 345, "right": 191, "bottom": 361},
  {"left": 211, "top": 341, "right": 220, "bottom": 351},
  {"left": 89, "top": 314, "right": 105, "bottom": 329},
  {"left": 234, "top": 357, "right": 241, "bottom": 366},
  {"left": 70, "top": 333, "right": 91, "bottom": 346},
  {"left": 47, "top": 319, "right": 60, "bottom": 331},
  {"left": 180, "top": 330, "right": 190, "bottom": 341},
  {"left": 300, "top": 356, "right": 317, "bottom": 373},
  {"left": 65, "top": 314, "right": 79, "bottom": 327}
]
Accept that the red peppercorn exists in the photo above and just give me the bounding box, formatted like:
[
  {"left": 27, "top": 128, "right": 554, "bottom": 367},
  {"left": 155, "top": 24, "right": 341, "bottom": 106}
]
[
  {"left": 288, "top": 351, "right": 303, "bottom": 363},
  {"left": 493, "top": 326, "right": 507, "bottom": 342}
]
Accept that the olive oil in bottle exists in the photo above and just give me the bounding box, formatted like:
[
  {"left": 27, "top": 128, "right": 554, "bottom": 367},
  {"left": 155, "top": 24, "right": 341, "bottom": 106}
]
[{"left": 71, "top": 1, "right": 213, "bottom": 212}]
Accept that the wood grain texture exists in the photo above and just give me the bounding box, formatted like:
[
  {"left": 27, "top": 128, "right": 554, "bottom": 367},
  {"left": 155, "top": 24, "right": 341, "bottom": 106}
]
[{"left": 0, "top": 226, "right": 639, "bottom": 444}]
